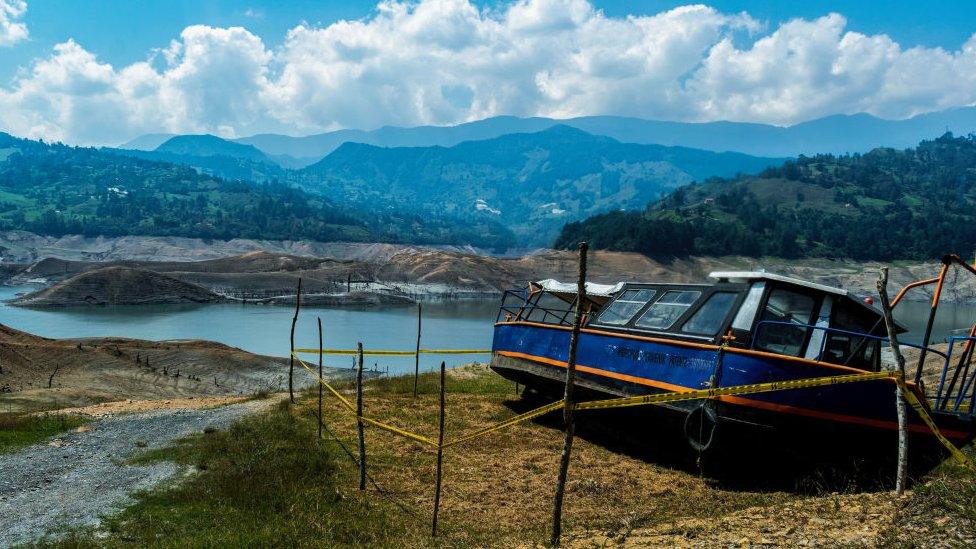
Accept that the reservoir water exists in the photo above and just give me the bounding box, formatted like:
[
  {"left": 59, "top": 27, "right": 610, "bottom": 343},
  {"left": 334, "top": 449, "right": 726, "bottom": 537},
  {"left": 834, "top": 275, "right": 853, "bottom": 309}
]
[
  {"left": 0, "top": 285, "right": 499, "bottom": 374},
  {"left": 2, "top": 284, "right": 975, "bottom": 374}
]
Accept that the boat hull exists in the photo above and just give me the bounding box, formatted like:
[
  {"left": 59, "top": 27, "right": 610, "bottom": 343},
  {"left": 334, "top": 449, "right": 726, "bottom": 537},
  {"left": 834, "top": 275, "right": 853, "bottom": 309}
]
[{"left": 491, "top": 322, "right": 976, "bottom": 452}]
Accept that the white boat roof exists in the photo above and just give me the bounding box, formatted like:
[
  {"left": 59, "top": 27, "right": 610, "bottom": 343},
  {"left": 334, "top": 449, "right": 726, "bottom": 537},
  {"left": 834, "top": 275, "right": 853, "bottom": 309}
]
[
  {"left": 708, "top": 271, "right": 849, "bottom": 296},
  {"left": 534, "top": 278, "right": 625, "bottom": 297}
]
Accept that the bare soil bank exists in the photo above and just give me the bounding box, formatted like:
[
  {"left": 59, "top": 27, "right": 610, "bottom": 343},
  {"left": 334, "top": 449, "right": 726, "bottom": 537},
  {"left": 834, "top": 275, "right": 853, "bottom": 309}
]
[
  {"left": 2, "top": 231, "right": 969, "bottom": 303},
  {"left": 12, "top": 266, "right": 225, "bottom": 307},
  {"left": 0, "top": 323, "right": 343, "bottom": 412}
]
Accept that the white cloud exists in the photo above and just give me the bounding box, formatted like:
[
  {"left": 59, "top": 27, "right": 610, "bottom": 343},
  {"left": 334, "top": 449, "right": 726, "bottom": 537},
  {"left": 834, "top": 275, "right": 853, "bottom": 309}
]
[
  {"left": 1, "top": 1, "right": 975, "bottom": 145},
  {"left": 0, "top": 0, "right": 28, "bottom": 46}
]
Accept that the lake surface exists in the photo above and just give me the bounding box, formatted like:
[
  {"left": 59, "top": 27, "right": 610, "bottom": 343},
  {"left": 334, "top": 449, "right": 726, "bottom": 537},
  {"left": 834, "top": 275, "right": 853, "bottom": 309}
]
[
  {"left": 0, "top": 285, "right": 499, "bottom": 374},
  {"left": 2, "top": 284, "right": 975, "bottom": 374}
]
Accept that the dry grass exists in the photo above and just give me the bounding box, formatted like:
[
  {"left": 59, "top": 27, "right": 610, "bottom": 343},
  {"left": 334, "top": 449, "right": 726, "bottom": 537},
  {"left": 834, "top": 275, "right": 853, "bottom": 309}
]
[
  {"left": 304, "top": 364, "right": 801, "bottom": 545},
  {"left": 38, "top": 363, "right": 975, "bottom": 547}
]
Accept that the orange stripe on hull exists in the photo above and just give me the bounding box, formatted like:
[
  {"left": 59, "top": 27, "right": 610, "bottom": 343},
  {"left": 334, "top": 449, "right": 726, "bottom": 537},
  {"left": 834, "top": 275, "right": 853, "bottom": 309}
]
[{"left": 494, "top": 350, "right": 971, "bottom": 440}]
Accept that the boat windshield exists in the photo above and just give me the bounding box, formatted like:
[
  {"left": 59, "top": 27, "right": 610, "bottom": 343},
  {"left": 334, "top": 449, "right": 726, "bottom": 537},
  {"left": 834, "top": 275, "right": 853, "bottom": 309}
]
[
  {"left": 681, "top": 292, "right": 739, "bottom": 335},
  {"left": 753, "top": 288, "right": 817, "bottom": 356}
]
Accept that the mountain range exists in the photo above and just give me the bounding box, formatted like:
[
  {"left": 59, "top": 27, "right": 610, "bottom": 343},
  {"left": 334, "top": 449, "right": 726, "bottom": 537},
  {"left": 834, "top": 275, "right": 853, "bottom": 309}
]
[
  {"left": 113, "top": 125, "right": 783, "bottom": 244},
  {"left": 297, "top": 126, "right": 781, "bottom": 243},
  {"left": 122, "top": 107, "right": 976, "bottom": 168}
]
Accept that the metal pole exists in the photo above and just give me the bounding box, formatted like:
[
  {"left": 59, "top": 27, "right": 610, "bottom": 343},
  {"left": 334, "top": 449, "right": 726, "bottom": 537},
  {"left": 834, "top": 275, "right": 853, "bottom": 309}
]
[
  {"left": 878, "top": 267, "right": 909, "bottom": 495},
  {"left": 550, "top": 242, "right": 588, "bottom": 546},
  {"left": 414, "top": 303, "right": 422, "bottom": 398},
  {"left": 432, "top": 360, "right": 446, "bottom": 536},
  {"left": 289, "top": 277, "right": 302, "bottom": 403},
  {"left": 356, "top": 342, "right": 366, "bottom": 491}
]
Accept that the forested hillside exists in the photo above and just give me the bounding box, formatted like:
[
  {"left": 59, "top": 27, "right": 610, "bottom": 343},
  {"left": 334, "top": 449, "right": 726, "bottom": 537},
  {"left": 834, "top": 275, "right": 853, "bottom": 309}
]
[
  {"left": 0, "top": 133, "right": 513, "bottom": 248},
  {"left": 556, "top": 133, "right": 976, "bottom": 260},
  {"left": 298, "top": 125, "right": 782, "bottom": 244}
]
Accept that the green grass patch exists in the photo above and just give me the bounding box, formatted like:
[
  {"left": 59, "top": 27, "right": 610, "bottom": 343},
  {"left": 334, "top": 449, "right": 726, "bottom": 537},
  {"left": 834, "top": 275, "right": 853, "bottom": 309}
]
[
  {"left": 0, "top": 413, "right": 88, "bottom": 454},
  {"left": 47, "top": 400, "right": 430, "bottom": 548}
]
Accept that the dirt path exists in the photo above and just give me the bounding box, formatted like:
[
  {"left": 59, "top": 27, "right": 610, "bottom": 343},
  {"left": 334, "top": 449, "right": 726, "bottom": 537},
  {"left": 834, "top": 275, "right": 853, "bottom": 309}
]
[{"left": 0, "top": 397, "right": 279, "bottom": 546}]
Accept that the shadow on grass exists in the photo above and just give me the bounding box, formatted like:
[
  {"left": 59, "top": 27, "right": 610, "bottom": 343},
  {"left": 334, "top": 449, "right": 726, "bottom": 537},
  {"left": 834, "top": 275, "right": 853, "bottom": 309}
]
[{"left": 500, "top": 389, "right": 958, "bottom": 495}]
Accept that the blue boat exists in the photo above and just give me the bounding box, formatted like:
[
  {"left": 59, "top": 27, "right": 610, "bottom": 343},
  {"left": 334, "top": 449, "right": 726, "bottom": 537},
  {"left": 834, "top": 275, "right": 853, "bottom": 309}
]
[{"left": 490, "top": 264, "right": 976, "bottom": 462}]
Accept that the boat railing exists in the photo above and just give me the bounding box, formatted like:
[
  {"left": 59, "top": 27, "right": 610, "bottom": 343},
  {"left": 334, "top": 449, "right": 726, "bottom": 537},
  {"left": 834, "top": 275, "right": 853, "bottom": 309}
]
[
  {"left": 934, "top": 336, "right": 976, "bottom": 414},
  {"left": 496, "top": 287, "right": 578, "bottom": 326},
  {"left": 750, "top": 321, "right": 976, "bottom": 414}
]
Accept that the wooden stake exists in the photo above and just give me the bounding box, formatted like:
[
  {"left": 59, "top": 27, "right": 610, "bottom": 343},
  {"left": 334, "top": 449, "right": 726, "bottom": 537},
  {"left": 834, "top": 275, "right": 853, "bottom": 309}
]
[
  {"left": 432, "top": 360, "right": 446, "bottom": 536},
  {"left": 877, "top": 267, "right": 909, "bottom": 494},
  {"left": 414, "top": 302, "right": 422, "bottom": 398},
  {"left": 356, "top": 342, "right": 367, "bottom": 491},
  {"left": 289, "top": 277, "right": 302, "bottom": 403},
  {"left": 317, "top": 316, "right": 323, "bottom": 440},
  {"left": 550, "top": 241, "right": 588, "bottom": 546}
]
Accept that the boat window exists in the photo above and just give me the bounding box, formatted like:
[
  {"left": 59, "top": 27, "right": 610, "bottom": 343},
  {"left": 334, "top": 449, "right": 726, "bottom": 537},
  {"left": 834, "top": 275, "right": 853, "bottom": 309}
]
[
  {"left": 682, "top": 292, "right": 738, "bottom": 335},
  {"left": 597, "top": 289, "right": 656, "bottom": 325},
  {"left": 635, "top": 290, "right": 701, "bottom": 330},
  {"left": 823, "top": 301, "right": 881, "bottom": 370},
  {"left": 754, "top": 288, "right": 817, "bottom": 357},
  {"left": 525, "top": 292, "right": 577, "bottom": 324}
]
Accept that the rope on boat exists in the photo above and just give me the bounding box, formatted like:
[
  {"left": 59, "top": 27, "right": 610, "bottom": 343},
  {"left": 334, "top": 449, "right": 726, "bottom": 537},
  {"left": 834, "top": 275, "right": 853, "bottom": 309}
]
[{"left": 292, "top": 352, "right": 976, "bottom": 470}]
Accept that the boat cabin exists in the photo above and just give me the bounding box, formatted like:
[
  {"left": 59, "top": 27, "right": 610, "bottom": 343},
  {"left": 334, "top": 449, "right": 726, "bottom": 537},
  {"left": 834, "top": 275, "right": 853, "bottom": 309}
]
[{"left": 504, "top": 272, "right": 904, "bottom": 372}]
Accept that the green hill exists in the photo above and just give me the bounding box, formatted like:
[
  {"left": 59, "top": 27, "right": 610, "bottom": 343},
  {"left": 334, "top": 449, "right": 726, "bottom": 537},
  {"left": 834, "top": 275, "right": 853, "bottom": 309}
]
[
  {"left": 556, "top": 133, "right": 976, "bottom": 260},
  {"left": 0, "top": 133, "right": 514, "bottom": 248}
]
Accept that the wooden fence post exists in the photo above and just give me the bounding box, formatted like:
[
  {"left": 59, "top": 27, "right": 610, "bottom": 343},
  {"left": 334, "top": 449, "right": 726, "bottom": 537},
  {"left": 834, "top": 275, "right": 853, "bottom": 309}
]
[
  {"left": 432, "top": 360, "right": 447, "bottom": 536},
  {"left": 414, "top": 303, "right": 422, "bottom": 398},
  {"left": 317, "top": 316, "right": 324, "bottom": 440},
  {"left": 877, "top": 267, "right": 909, "bottom": 494},
  {"left": 357, "top": 342, "right": 367, "bottom": 491},
  {"left": 289, "top": 277, "right": 302, "bottom": 403},
  {"left": 550, "top": 241, "right": 588, "bottom": 546}
]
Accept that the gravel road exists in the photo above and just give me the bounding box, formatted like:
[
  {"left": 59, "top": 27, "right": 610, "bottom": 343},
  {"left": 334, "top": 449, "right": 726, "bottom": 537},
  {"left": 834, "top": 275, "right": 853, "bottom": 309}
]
[{"left": 0, "top": 399, "right": 275, "bottom": 546}]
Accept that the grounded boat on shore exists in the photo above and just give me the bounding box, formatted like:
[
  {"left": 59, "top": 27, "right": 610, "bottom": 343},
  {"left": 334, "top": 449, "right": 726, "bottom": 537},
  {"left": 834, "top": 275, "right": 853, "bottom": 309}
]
[{"left": 490, "top": 259, "right": 976, "bottom": 464}]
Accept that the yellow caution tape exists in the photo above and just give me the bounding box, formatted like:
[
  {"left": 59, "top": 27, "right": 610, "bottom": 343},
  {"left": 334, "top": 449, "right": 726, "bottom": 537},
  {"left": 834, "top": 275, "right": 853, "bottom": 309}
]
[
  {"left": 441, "top": 399, "right": 566, "bottom": 449},
  {"left": 294, "top": 348, "right": 491, "bottom": 356},
  {"left": 360, "top": 416, "right": 439, "bottom": 447},
  {"left": 900, "top": 381, "right": 976, "bottom": 471},
  {"left": 293, "top": 351, "right": 559, "bottom": 448},
  {"left": 294, "top": 355, "right": 355, "bottom": 413},
  {"left": 576, "top": 371, "right": 897, "bottom": 410},
  {"left": 294, "top": 352, "right": 976, "bottom": 468}
]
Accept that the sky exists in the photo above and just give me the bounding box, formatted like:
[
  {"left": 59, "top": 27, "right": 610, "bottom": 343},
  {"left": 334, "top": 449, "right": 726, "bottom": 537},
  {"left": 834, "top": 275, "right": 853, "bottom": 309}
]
[{"left": 0, "top": 0, "right": 974, "bottom": 145}]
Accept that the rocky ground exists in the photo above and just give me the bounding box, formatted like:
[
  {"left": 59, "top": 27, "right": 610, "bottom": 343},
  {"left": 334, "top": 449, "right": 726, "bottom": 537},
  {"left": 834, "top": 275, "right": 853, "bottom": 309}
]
[{"left": 0, "top": 397, "right": 281, "bottom": 546}]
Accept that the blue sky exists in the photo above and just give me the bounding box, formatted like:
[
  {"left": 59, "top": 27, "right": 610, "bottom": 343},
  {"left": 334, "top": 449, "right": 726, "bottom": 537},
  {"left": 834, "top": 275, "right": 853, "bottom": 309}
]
[
  {"left": 0, "top": 0, "right": 974, "bottom": 144},
  {"left": 6, "top": 0, "right": 973, "bottom": 80}
]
